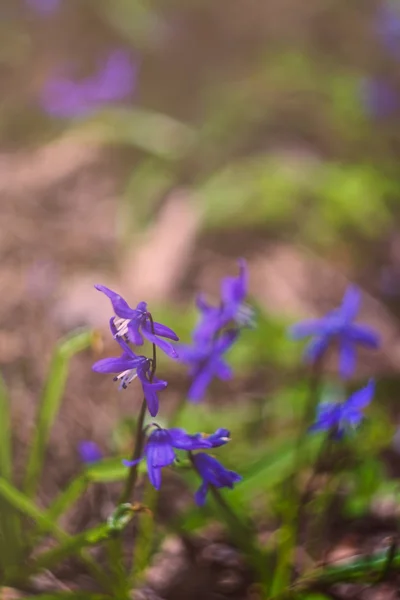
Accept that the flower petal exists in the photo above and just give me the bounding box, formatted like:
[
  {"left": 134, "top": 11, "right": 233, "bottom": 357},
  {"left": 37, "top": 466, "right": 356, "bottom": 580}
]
[
  {"left": 147, "top": 430, "right": 175, "bottom": 468},
  {"left": 188, "top": 367, "right": 214, "bottom": 403},
  {"left": 346, "top": 380, "right": 375, "bottom": 411},
  {"left": 168, "top": 428, "right": 212, "bottom": 450},
  {"left": 221, "top": 258, "right": 248, "bottom": 307},
  {"left": 304, "top": 337, "right": 329, "bottom": 363},
  {"left": 340, "top": 285, "right": 361, "bottom": 322},
  {"left": 92, "top": 356, "right": 140, "bottom": 374},
  {"left": 215, "top": 359, "right": 233, "bottom": 381},
  {"left": 288, "top": 320, "right": 326, "bottom": 339},
  {"left": 152, "top": 321, "right": 179, "bottom": 341},
  {"left": 339, "top": 339, "right": 356, "bottom": 379},
  {"left": 142, "top": 326, "right": 178, "bottom": 359},
  {"left": 347, "top": 324, "right": 380, "bottom": 349},
  {"left": 122, "top": 456, "right": 143, "bottom": 467},
  {"left": 147, "top": 463, "right": 162, "bottom": 490},
  {"left": 214, "top": 329, "right": 239, "bottom": 354},
  {"left": 194, "top": 482, "right": 209, "bottom": 506},
  {"left": 127, "top": 321, "right": 144, "bottom": 346},
  {"left": 94, "top": 284, "right": 137, "bottom": 319}
]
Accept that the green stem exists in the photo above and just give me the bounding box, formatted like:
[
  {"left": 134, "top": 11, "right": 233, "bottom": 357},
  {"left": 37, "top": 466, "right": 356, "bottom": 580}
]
[{"left": 119, "top": 398, "right": 148, "bottom": 505}]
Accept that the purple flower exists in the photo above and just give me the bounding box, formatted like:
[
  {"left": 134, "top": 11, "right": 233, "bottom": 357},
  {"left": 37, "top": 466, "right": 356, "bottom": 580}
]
[
  {"left": 194, "top": 259, "right": 253, "bottom": 343},
  {"left": 41, "top": 50, "right": 137, "bottom": 118},
  {"left": 26, "top": 0, "right": 61, "bottom": 15},
  {"left": 178, "top": 329, "right": 238, "bottom": 402},
  {"left": 376, "top": 2, "right": 400, "bottom": 59},
  {"left": 360, "top": 77, "right": 398, "bottom": 118},
  {"left": 78, "top": 441, "right": 103, "bottom": 464},
  {"left": 122, "top": 427, "right": 215, "bottom": 490},
  {"left": 309, "top": 380, "right": 375, "bottom": 438},
  {"left": 92, "top": 340, "right": 167, "bottom": 417},
  {"left": 192, "top": 453, "right": 242, "bottom": 506},
  {"left": 202, "top": 428, "right": 231, "bottom": 447},
  {"left": 289, "top": 285, "right": 380, "bottom": 379},
  {"left": 95, "top": 285, "right": 179, "bottom": 359}
]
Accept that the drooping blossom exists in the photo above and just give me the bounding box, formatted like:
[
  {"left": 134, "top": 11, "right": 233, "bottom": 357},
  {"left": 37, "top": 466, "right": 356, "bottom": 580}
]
[
  {"left": 309, "top": 380, "right": 375, "bottom": 438},
  {"left": 122, "top": 427, "right": 220, "bottom": 490},
  {"left": 178, "top": 329, "right": 238, "bottom": 402},
  {"left": 92, "top": 340, "right": 167, "bottom": 417},
  {"left": 289, "top": 286, "right": 380, "bottom": 379},
  {"left": 78, "top": 441, "right": 103, "bottom": 464},
  {"left": 191, "top": 452, "right": 242, "bottom": 506},
  {"left": 95, "top": 285, "right": 179, "bottom": 359},
  {"left": 41, "top": 50, "right": 137, "bottom": 118}
]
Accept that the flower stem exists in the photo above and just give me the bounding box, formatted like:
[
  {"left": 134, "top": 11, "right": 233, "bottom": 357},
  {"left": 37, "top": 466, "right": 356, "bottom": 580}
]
[{"left": 119, "top": 397, "right": 148, "bottom": 505}]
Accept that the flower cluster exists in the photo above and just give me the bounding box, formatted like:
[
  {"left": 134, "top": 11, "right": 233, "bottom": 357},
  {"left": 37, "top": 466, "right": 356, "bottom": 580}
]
[
  {"left": 92, "top": 277, "right": 243, "bottom": 503},
  {"left": 177, "top": 259, "right": 253, "bottom": 402},
  {"left": 290, "top": 285, "right": 380, "bottom": 435}
]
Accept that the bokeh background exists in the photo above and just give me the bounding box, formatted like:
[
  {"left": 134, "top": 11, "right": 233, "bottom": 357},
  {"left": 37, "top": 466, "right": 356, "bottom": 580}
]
[{"left": 3, "top": 0, "right": 400, "bottom": 594}]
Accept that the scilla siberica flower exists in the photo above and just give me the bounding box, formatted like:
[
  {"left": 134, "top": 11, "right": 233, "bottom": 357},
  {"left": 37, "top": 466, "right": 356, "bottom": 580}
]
[
  {"left": 192, "top": 453, "right": 242, "bottom": 506},
  {"left": 41, "top": 50, "right": 137, "bottom": 118},
  {"left": 122, "top": 427, "right": 225, "bottom": 490},
  {"left": 289, "top": 286, "right": 380, "bottom": 379},
  {"left": 194, "top": 259, "right": 253, "bottom": 344},
  {"left": 92, "top": 339, "right": 166, "bottom": 417},
  {"left": 309, "top": 380, "right": 375, "bottom": 438},
  {"left": 178, "top": 329, "right": 238, "bottom": 402},
  {"left": 95, "top": 285, "right": 179, "bottom": 359}
]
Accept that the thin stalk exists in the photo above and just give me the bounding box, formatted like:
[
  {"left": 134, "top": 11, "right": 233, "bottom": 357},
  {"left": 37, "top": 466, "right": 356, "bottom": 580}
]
[{"left": 119, "top": 397, "right": 148, "bottom": 505}]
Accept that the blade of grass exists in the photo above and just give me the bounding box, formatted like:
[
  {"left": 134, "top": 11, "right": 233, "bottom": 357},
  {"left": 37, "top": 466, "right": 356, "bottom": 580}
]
[
  {"left": 130, "top": 480, "right": 157, "bottom": 586},
  {"left": 0, "top": 375, "right": 21, "bottom": 572},
  {"left": 24, "top": 329, "right": 93, "bottom": 498}
]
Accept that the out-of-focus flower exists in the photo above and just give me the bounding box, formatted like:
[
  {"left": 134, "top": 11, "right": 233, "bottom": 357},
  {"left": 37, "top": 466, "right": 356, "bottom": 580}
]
[
  {"left": 178, "top": 329, "right": 238, "bottom": 402},
  {"left": 376, "top": 2, "right": 400, "bottom": 58},
  {"left": 200, "top": 428, "right": 231, "bottom": 447},
  {"left": 26, "top": 0, "right": 61, "bottom": 15},
  {"left": 95, "top": 285, "right": 178, "bottom": 359},
  {"left": 78, "top": 440, "right": 103, "bottom": 464},
  {"left": 192, "top": 452, "right": 242, "bottom": 506},
  {"left": 360, "top": 77, "right": 399, "bottom": 118},
  {"left": 289, "top": 286, "right": 380, "bottom": 379},
  {"left": 122, "top": 427, "right": 214, "bottom": 490},
  {"left": 194, "top": 259, "right": 253, "bottom": 344},
  {"left": 309, "top": 380, "right": 375, "bottom": 438},
  {"left": 92, "top": 340, "right": 167, "bottom": 417},
  {"left": 41, "top": 50, "right": 137, "bottom": 118}
]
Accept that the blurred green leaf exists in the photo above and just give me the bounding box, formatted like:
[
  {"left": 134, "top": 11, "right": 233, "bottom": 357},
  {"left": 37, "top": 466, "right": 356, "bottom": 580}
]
[
  {"left": 85, "top": 457, "right": 127, "bottom": 483},
  {"left": 131, "top": 481, "right": 157, "bottom": 585},
  {"left": 24, "top": 329, "right": 93, "bottom": 498}
]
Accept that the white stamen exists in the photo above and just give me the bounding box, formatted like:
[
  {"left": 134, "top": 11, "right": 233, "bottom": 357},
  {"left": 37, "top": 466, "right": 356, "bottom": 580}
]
[
  {"left": 235, "top": 303, "right": 256, "bottom": 328},
  {"left": 113, "top": 369, "right": 138, "bottom": 389},
  {"left": 113, "top": 317, "right": 131, "bottom": 337}
]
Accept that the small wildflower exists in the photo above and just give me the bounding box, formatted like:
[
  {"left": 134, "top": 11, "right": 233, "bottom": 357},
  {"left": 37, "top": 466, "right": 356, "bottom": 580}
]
[
  {"left": 309, "top": 380, "right": 375, "bottom": 438},
  {"left": 92, "top": 340, "right": 167, "bottom": 417},
  {"left": 178, "top": 329, "right": 238, "bottom": 402},
  {"left": 122, "top": 427, "right": 214, "bottom": 490},
  {"left": 360, "top": 77, "right": 398, "bottom": 118},
  {"left": 95, "top": 285, "right": 179, "bottom": 359},
  {"left": 199, "top": 428, "right": 231, "bottom": 447},
  {"left": 289, "top": 285, "right": 380, "bottom": 378},
  {"left": 194, "top": 259, "right": 253, "bottom": 343},
  {"left": 192, "top": 453, "right": 242, "bottom": 506},
  {"left": 78, "top": 441, "right": 103, "bottom": 464},
  {"left": 41, "top": 50, "right": 137, "bottom": 118}
]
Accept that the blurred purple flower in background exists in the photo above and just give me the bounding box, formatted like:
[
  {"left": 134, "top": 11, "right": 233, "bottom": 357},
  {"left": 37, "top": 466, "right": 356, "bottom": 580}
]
[
  {"left": 41, "top": 50, "right": 138, "bottom": 118},
  {"left": 360, "top": 77, "right": 399, "bottom": 118},
  {"left": 26, "top": 0, "right": 61, "bottom": 15},
  {"left": 376, "top": 2, "right": 400, "bottom": 59},
  {"left": 78, "top": 441, "right": 103, "bottom": 464}
]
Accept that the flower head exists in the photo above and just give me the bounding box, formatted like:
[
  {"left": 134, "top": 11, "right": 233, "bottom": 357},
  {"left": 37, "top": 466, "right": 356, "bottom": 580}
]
[
  {"left": 192, "top": 452, "right": 242, "bottom": 506},
  {"left": 178, "top": 329, "right": 238, "bottom": 402},
  {"left": 95, "top": 285, "right": 179, "bottom": 359},
  {"left": 92, "top": 340, "right": 167, "bottom": 417},
  {"left": 289, "top": 285, "right": 380, "bottom": 379},
  {"left": 194, "top": 259, "right": 253, "bottom": 343},
  {"left": 41, "top": 50, "right": 137, "bottom": 118},
  {"left": 122, "top": 427, "right": 216, "bottom": 490},
  {"left": 309, "top": 380, "right": 375, "bottom": 438},
  {"left": 78, "top": 441, "right": 103, "bottom": 464}
]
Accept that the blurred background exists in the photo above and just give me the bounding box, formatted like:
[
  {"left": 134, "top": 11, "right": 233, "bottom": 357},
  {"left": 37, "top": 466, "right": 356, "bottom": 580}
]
[{"left": 3, "top": 0, "right": 400, "bottom": 591}]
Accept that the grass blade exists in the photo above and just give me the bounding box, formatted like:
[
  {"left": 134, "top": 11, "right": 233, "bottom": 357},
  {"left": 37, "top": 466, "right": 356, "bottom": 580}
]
[{"left": 24, "top": 329, "right": 93, "bottom": 498}]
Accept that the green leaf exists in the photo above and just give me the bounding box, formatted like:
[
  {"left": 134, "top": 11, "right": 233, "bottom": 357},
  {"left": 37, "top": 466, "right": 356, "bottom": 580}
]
[
  {"left": 131, "top": 481, "right": 157, "bottom": 585},
  {"left": 85, "top": 457, "right": 127, "bottom": 483},
  {"left": 24, "top": 329, "right": 93, "bottom": 498},
  {"left": 73, "top": 108, "right": 196, "bottom": 160},
  {"left": 41, "top": 473, "right": 89, "bottom": 530}
]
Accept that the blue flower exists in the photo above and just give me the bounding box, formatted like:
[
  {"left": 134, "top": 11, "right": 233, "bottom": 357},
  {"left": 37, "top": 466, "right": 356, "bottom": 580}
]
[
  {"left": 92, "top": 340, "right": 167, "bottom": 417},
  {"left": 41, "top": 50, "right": 138, "bottom": 118},
  {"left": 360, "top": 77, "right": 398, "bottom": 119},
  {"left": 289, "top": 286, "right": 380, "bottom": 378},
  {"left": 192, "top": 453, "right": 242, "bottom": 506},
  {"left": 178, "top": 329, "right": 238, "bottom": 402},
  {"left": 309, "top": 380, "right": 375, "bottom": 438},
  {"left": 122, "top": 427, "right": 216, "bottom": 490},
  {"left": 95, "top": 284, "right": 179, "bottom": 359},
  {"left": 194, "top": 259, "right": 253, "bottom": 343},
  {"left": 78, "top": 441, "right": 103, "bottom": 464}
]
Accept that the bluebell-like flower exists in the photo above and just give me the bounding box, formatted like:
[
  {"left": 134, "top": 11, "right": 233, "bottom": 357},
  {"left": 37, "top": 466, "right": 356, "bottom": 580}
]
[
  {"left": 95, "top": 284, "right": 179, "bottom": 359},
  {"left": 122, "top": 427, "right": 216, "bottom": 490},
  {"left": 289, "top": 285, "right": 380, "bottom": 378},
  {"left": 78, "top": 441, "right": 103, "bottom": 464},
  {"left": 192, "top": 452, "right": 242, "bottom": 506},
  {"left": 41, "top": 50, "right": 137, "bottom": 118},
  {"left": 360, "top": 77, "right": 398, "bottom": 118},
  {"left": 26, "top": 0, "right": 61, "bottom": 15},
  {"left": 376, "top": 2, "right": 400, "bottom": 59},
  {"left": 193, "top": 259, "right": 253, "bottom": 344},
  {"left": 92, "top": 340, "right": 167, "bottom": 417},
  {"left": 178, "top": 329, "right": 238, "bottom": 402},
  {"left": 309, "top": 380, "right": 375, "bottom": 438}
]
